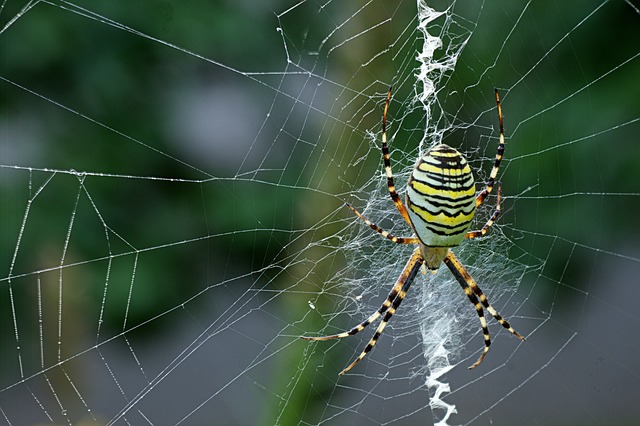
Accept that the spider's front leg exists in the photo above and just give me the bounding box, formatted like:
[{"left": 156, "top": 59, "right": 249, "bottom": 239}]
[
  {"left": 338, "top": 248, "right": 424, "bottom": 375},
  {"left": 444, "top": 250, "right": 525, "bottom": 369},
  {"left": 301, "top": 248, "right": 424, "bottom": 376}
]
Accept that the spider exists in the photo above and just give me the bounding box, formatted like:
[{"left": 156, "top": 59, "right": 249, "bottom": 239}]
[{"left": 302, "top": 87, "right": 525, "bottom": 375}]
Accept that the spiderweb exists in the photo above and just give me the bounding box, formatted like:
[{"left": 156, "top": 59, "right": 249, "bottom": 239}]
[{"left": 1, "top": 0, "right": 639, "bottom": 425}]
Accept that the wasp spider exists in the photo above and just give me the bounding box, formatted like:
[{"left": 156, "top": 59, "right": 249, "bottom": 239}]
[{"left": 302, "top": 87, "right": 525, "bottom": 375}]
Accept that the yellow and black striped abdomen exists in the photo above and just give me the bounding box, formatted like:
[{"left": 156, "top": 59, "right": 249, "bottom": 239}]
[{"left": 406, "top": 143, "right": 476, "bottom": 248}]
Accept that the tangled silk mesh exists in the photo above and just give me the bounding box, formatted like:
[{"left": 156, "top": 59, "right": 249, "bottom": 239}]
[{"left": 1, "top": 1, "right": 640, "bottom": 425}]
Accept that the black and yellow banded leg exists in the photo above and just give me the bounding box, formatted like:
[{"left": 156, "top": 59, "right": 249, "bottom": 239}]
[
  {"left": 346, "top": 202, "right": 419, "bottom": 245},
  {"left": 443, "top": 251, "right": 492, "bottom": 369},
  {"left": 471, "top": 284, "right": 525, "bottom": 340},
  {"left": 301, "top": 272, "right": 405, "bottom": 341},
  {"left": 339, "top": 248, "right": 424, "bottom": 375},
  {"left": 466, "top": 182, "right": 501, "bottom": 240},
  {"left": 475, "top": 89, "right": 506, "bottom": 209},
  {"left": 446, "top": 251, "right": 525, "bottom": 340},
  {"left": 381, "top": 86, "right": 413, "bottom": 226},
  {"left": 444, "top": 251, "right": 525, "bottom": 368}
]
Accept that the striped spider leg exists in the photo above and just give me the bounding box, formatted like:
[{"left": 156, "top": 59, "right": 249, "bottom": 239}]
[
  {"left": 302, "top": 87, "right": 524, "bottom": 374},
  {"left": 301, "top": 247, "right": 423, "bottom": 375}
]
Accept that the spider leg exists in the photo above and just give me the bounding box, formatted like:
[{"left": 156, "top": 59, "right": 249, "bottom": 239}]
[
  {"left": 346, "top": 202, "right": 419, "bottom": 244},
  {"left": 444, "top": 251, "right": 524, "bottom": 369},
  {"left": 301, "top": 273, "right": 405, "bottom": 341},
  {"left": 465, "top": 181, "right": 501, "bottom": 240},
  {"left": 475, "top": 89, "right": 505, "bottom": 209},
  {"left": 443, "top": 251, "right": 491, "bottom": 369},
  {"left": 339, "top": 248, "right": 424, "bottom": 375},
  {"left": 381, "top": 86, "right": 413, "bottom": 225},
  {"left": 301, "top": 248, "right": 422, "bottom": 344}
]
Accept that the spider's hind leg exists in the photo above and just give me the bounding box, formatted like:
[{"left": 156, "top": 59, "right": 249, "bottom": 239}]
[
  {"left": 380, "top": 86, "right": 413, "bottom": 226},
  {"left": 466, "top": 182, "right": 501, "bottom": 240},
  {"left": 475, "top": 89, "right": 506, "bottom": 209}
]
